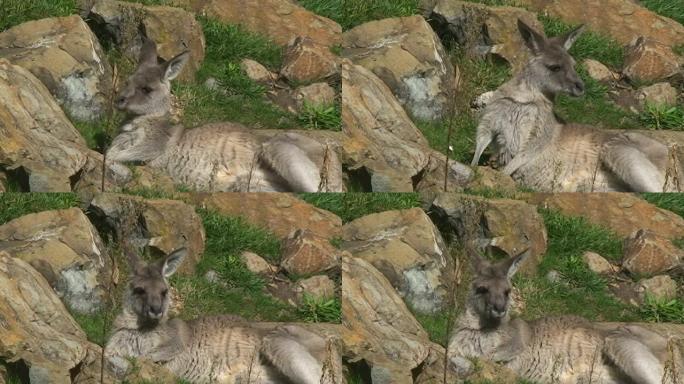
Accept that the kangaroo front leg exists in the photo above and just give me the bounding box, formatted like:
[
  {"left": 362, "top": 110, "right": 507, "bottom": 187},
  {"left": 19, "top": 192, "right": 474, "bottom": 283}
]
[
  {"left": 261, "top": 326, "right": 330, "bottom": 384},
  {"left": 603, "top": 335, "right": 665, "bottom": 384},
  {"left": 601, "top": 145, "right": 665, "bottom": 192},
  {"left": 260, "top": 138, "right": 322, "bottom": 192}
]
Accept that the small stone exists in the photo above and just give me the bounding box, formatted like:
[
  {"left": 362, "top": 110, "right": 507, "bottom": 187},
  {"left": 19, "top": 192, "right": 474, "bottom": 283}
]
[
  {"left": 546, "top": 270, "right": 561, "bottom": 283},
  {"left": 294, "top": 275, "right": 336, "bottom": 301},
  {"left": 582, "top": 251, "right": 616, "bottom": 275},
  {"left": 241, "top": 59, "right": 277, "bottom": 84},
  {"left": 293, "top": 82, "right": 336, "bottom": 110},
  {"left": 240, "top": 251, "right": 275, "bottom": 275},
  {"left": 583, "top": 59, "right": 618, "bottom": 82},
  {"left": 204, "top": 270, "right": 221, "bottom": 284},
  {"left": 204, "top": 77, "right": 220, "bottom": 91},
  {"left": 635, "top": 82, "right": 679, "bottom": 108},
  {"left": 636, "top": 275, "right": 678, "bottom": 302}
]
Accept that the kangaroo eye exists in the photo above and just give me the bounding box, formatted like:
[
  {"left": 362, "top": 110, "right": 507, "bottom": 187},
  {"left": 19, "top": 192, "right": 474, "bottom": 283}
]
[
  {"left": 133, "top": 287, "right": 145, "bottom": 295},
  {"left": 141, "top": 86, "right": 153, "bottom": 94},
  {"left": 476, "top": 286, "right": 489, "bottom": 295},
  {"left": 547, "top": 64, "right": 562, "bottom": 72}
]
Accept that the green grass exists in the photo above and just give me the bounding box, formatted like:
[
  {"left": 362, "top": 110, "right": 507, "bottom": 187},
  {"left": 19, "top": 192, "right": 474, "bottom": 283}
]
[
  {"left": 641, "top": 193, "right": 684, "bottom": 218},
  {"left": 638, "top": 104, "right": 684, "bottom": 131},
  {"left": 640, "top": 0, "right": 684, "bottom": 25},
  {"left": 297, "top": 102, "right": 342, "bottom": 130},
  {"left": 0, "top": 0, "right": 77, "bottom": 31},
  {"left": 297, "top": 295, "right": 341, "bottom": 323},
  {"left": 639, "top": 295, "right": 684, "bottom": 323},
  {"left": 0, "top": 193, "right": 80, "bottom": 225},
  {"left": 298, "top": 0, "right": 420, "bottom": 30},
  {"left": 414, "top": 311, "right": 451, "bottom": 346},
  {"left": 299, "top": 192, "right": 422, "bottom": 222}
]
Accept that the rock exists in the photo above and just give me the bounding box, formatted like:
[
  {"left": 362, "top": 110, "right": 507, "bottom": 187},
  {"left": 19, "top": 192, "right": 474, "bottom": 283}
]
[
  {"left": 517, "top": 0, "right": 684, "bottom": 47},
  {"left": 622, "top": 229, "right": 683, "bottom": 277},
  {"left": 527, "top": 193, "right": 684, "bottom": 240},
  {"left": 0, "top": 252, "right": 89, "bottom": 384},
  {"left": 623, "top": 37, "right": 681, "bottom": 83},
  {"left": 635, "top": 82, "right": 679, "bottom": 108},
  {"left": 0, "top": 170, "right": 6, "bottom": 193},
  {"left": 72, "top": 344, "right": 177, "bottom": 384},
  {"left": 188, "top": 0, "right": 341, "bottom": 47},
  {"left": 424, "top": 0, "right": 544, "bottom": 71},
  {"left": 583, "top": 59, "right": 619, "bottom": 82},
  {"left": 281, "top": 37, "right": 339, "bottom": 84},
  {"left": 280, "top": 229, "right": 341, "bottom": 276},
  {"left": 87, "top": 0, "right": 205, "bottom": 83},
  {"left": 189, "top": 193, "right": 342, "bottom": 240},
  {"left": 341, "top": 256, "right": 436, "bottom": 380},
  {"left": 343, "top": 16, "right": 455, "bottom": 121},
  {"left": 294, "top": 82, "right": 337, "bottom": 110},
  {"left": 0, "top": 15, "right": 112, "bottom": 121},
  {"left": 89, "top": 193, "right": 206, "bottom": 275},
  {"left": 636, "top": 275, "right": 678, "bottom": 302},
  {"left": 466, "top": 166, "right": 518, "bottom": 195},
  {"left": 429, "top": 193, "right": 548, "bottom": 276},
  {"left": 240, "top": 251, "right": 275, "bottom": 275},
  {"left": 582, "top": 251, "right": 616, "bottom": 275},
  {"left": 294, "top": 275, "right": 336, "bottom": 301},
  {"left": 0, "top": 208, "right": 111, "bottom": 314},
  {"left": 240, "top": 59, "right": 277, "bottom": 84},
  {"left": 341, "top": 207, "right": 450, "bottom": 314},
  {"left": 0, "top": 59, "right": 89, "bottom": 192}
]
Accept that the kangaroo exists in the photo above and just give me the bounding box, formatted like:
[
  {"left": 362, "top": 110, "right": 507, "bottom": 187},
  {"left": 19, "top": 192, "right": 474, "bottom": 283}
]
[
  {"left": 447, "top": 249, "right": 684, "bottom": 384},
  {"left": 106, "top": 38, "right": 344, "bottom": 192},
  {"left": 471, "top": 20, "right": 675, "bottom": 192},
  {"left": 104, "top": 247, "right": 343, "bottom": 384}
]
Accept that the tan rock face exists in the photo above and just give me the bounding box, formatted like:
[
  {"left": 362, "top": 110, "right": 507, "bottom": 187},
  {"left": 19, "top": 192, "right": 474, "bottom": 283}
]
[
  {"left": 426, "top": 0, "right": 544, "bottom": 71},
  {"left": 518, "top": 0, "right": 684, "bottom": 47},
  {"left": 89, "top": 193, "right": 206, "bottom": 275},
  {"left": 0, "top": 208, "right": 111, "bottom": 314},
  {"left": 622, "top": 229, "right": 683, "bottom": 277},
  {"left": 280, "top": 229, "right": 341, "bottom": 276},
  {"left": 294, "top": 275, "right": 336, "bottom": 301},
  {"left": 0, "top": 15, "right": 112, "bottom": 121},
  {"left": 583, "top": 59, "right": 619, "bottom": 82},
  {"left": 190, "top": 193, "right": 342, "bottom": 240},
  {"left": 623, "top": 38, "right": 680, "bottom": 83},
  {"left": 293, "top": 82, "right": 336, "bottom": 109},
  {"left": 430, "top": 194, "right": 548, "bottom": 275},
  {"left": 582, "top": 251, "right": 616, "bottom": 275},
  {"left": 0, "top": 59, "right": 89, "bottom": 191},
  {"left": 528, "top": 193, "right": 684, "bottom": 240},
  {"left": 636, "top": 275, "right": 678, "bottom": 302},
  {"left": 192, "top": 0, "right": 341, "bottom": 47},
  {"left": 0, "top": 252, "right": 89, "bottom": 384},
  {"left": 341, "top": 207, "right": 450, "bottom": 314},
  {"left": 88, "top": 0, "right": 205, "bottom": 83},
  {"left": 240, "top": 251, "right": 275, "bottom": 275},
  {"left": 635, "top": 82, "right": 679, "bottom": 108},
  {"left": 343, "top": 15, "right": 455, "bottom": 121},
  {"left": 281, "top": 37, "right": 339, "bottom": 84},
  {"left": 240, "top": 59, "right": 277, "bottom": 84}
]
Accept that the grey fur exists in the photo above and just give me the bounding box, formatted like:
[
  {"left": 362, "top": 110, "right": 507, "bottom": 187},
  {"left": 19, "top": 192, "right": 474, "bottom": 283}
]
[
  {"left": 107, "top": 38, "right": 343, "bottom": 192},
  {"left": 471, "top": 20, "right": 673, "bottom": 192},
  {"left": 105, "top": 248, "right": 342, "bottom": 384},
  {"left": 447, "top": 249, "right": 682, "bottom": 384}
]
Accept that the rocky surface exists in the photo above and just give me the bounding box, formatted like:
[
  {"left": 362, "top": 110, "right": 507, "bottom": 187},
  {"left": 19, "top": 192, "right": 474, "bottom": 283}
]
[
  {"left": 583, "top": 59, "right": 619, "bottom": 82},
  {"left": 0, "top": 208, "right": 111, "bottom": 314},
  {"left": 341, "top": 208, "right": 450, "bottom": 314},
  {"left": 0, "top": 15, "right": 112, "bottom": 121},
  {"left": 634, "top": 82, "right": 679, "bottom": 109},
  {"left": 343, "top": 16, "right": 455, "bottom": 121},
  {"left": 87, "top": 0, "right": 205, "bottom": 83},
  {"left": 623, "top": 37, "right": 681, "bottom": 83},
  {"left": 281, "top": 37, "right": 339, "bottom": 84},
  {"left": 582, "top": 251, "right": 617, "bottom": 275},
  {"left": 89, "top": 193, "right": 206, "bottom": 275},
  {"left": 635, "top": 275, "right": 678, "bottom": 302},
  {"left": 240, "top": 251, "right": 276, "bottom": 276},
  {"left": 528, "top": 193, "right": 684, "bottom": 240},
  {"left": 280, "top": 229, "right": 341, "bottom": 276},
  {"left": 622, "top": 229, "right": 683, "bottom": 277},
  {"left": 424, "top": 0, "right": 544, "bottom": 71},
  {"left": 430, "top": 193, "right": 548, "bottom": 275}
]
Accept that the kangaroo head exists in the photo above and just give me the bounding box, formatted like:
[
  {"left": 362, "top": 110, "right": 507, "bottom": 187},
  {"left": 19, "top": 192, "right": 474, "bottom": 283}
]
[
  {"left": 518, "top": 19, "right": 586, "bottom": 99},
  {"left": 124, "top": 248, "right": 187, "bottom": 327},
  {"left": 468, "top": 248, "right": 529, "bottom": 326},
  {"left": 116, "top": 38, "right": 190, "bottom": 116}
]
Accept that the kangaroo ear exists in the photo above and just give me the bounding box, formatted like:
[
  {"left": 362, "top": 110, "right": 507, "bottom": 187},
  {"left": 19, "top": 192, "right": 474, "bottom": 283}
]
[
  {"left": 504, "top": 248, "right": 530, "bottom": 279},
  {"left": 139, "top": 37, "right": 159, "bottom": 66},
  {"left": 162, "top": 51, "right": 190, "bottom": 81},
  {"left": 561, "top": 24, "right": 585, "bottom": 51},
  {"left": 517, "top": 19, "right": 545, "bottom": 54},
  {"left": 162, "top": 248, "right": 187, "bottom": 278}
]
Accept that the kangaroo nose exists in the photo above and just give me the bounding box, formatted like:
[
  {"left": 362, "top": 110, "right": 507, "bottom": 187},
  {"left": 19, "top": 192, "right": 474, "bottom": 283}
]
[
  {"left": 148, "top": 306, "right": 163, "bottom": 318},
  {"left": 574, "top": 80, "right": 585, "bottom": 96}
]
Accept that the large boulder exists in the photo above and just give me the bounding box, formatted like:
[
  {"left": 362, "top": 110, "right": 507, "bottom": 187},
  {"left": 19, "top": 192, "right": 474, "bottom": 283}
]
[
  {"left": 280, "top": 37, "right": 340, "bottom": 84},
  {"left": 189, "top": 193, "right": 342, "bottom": 240},
  {"left": 429, "top": 193, "right": 548, "bottom": 275},
  {"left": 424, "top": 0, "right": 544, "bottom": 71},
  {"left": 185, "top": 0, "right": 341, "bottom": 47},
  {"left": 0, "top": 208, "right": 111, "bottom": 314},
  {"left": 341, "top": 60, "right": 472, "bottom": 192},
  {"left": 89, "top": 193, "right": 206, "bottom": 275},
  {"left": 517, "top": 0, "right": 684, "bottom": 48},
  {"left": 623, "top": 37, "right": 681, "bottom": 83},
  {"left": 0, "top": 59, "right": 88, "bottom": 192},
  {"left": 622, "top": 229, "right": 683, "bottom": 277},
  {"left": 341, "top": 208, "right": 451, "bottom": 314},
  {"left": 0, "top": 252, "right": 89, "bottom": 384},
  {"left": 0, "top": 15, "right": 113, "bottom": 121},
  {"left": 280, "top": 229, "right": 342, "bottom": 276},
  {"left": 343, "top": 16, "right": 456, "bottom": 121},
  {"left": 341, "top": 256, "right": 456, "bottom": 383},
  {"left": 527, "top": 193, "right": 684, "bottom": 240},
  {"left": 87, "top": 0, "right": 205, "bottom": 83}
]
